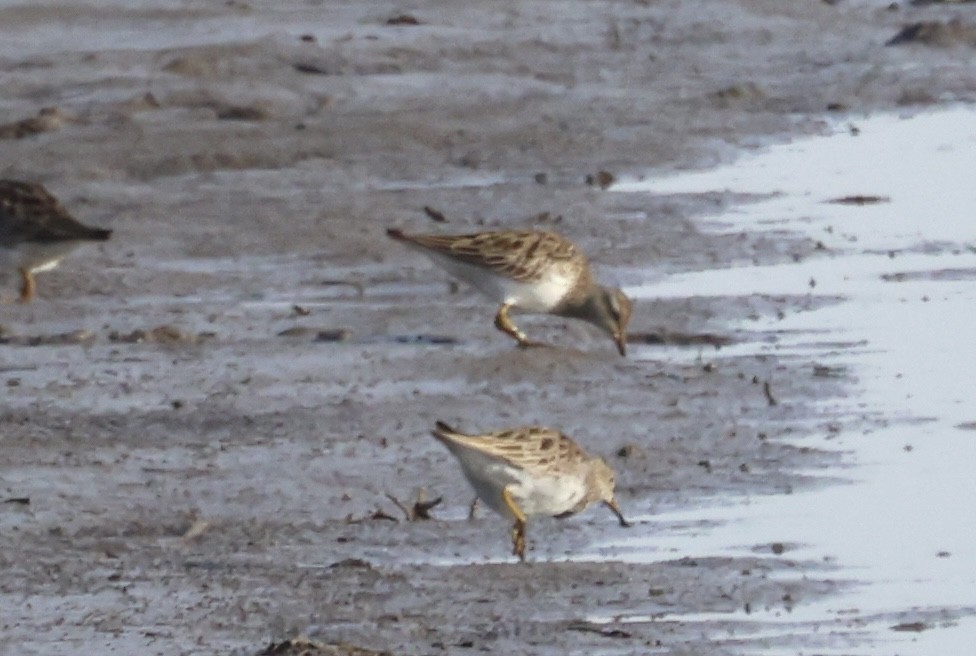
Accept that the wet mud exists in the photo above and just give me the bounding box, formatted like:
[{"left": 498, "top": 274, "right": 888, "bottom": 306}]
[{"left": 3, "top": 1, "right": 976, "bottom": 654}]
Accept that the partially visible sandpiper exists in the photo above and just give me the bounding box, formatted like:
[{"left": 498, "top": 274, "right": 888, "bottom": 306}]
[
  {"left": 0, "top": 180, "right": 112, "bottom": 303},
  {"left": 431, "top": 420, "right": 629, "bottom": 561},
  {"left": 387, "top": 228, "right": 632, "bottom": 355}
]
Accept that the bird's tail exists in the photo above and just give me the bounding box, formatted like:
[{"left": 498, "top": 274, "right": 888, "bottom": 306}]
[{"left": 430, "top": 420, "right": 461, "bottom": 441}]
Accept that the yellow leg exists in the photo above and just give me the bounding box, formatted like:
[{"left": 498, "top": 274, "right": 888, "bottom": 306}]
[
  {"left": 17, "top": 269, "right": 35, "bottom": 303},
  {"left": 511, "top": 521, "right": 526, "bottom": 562},
  {"left": 501, "top": 486, "right": 527, "bottom": 523},
  {"left": 494, "top": 303, "right": 545, "bottom": 349},
  {"left": 502, "top": 487, "right": 528, "bottom": 561}
]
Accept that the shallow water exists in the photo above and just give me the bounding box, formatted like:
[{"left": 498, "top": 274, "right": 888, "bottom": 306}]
[{"left": 614, "top": 108, "right": 976, "bottom": 650}]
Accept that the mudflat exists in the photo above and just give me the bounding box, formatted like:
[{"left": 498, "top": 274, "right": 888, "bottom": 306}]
[{"left": 2, "top": 2, "right": 974, "bottom": 654}]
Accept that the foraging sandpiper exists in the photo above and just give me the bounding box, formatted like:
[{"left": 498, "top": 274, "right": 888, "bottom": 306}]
[{"left": 387, "top": 228, "right": 632, "bottom": 355}]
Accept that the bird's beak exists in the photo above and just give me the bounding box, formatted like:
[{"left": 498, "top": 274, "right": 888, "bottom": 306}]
[
  {"left": 604, "top": 498, "right": 630, "bottom": 527},
  {"left": 614, "top": 331, "right": 627, "bottom": 357}
]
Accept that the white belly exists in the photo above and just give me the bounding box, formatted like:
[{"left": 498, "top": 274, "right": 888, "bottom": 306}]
[
  {"left": 509, "top": 469, "right": 587, "bottom": 517},
  {"left": 1, "top": 241, "right": 79, "bottom": 273},
  {"left": 458, "top": 456, "right": 587, "bottom": 519},
  {"left": 425, "top": 252, "right": 574, "bottom": 313}
]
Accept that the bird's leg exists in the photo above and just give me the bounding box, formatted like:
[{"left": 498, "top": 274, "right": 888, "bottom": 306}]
[
  {"left": 494, "top": 303, "right": 546, "bottom": 349},
  {"left": 502, "top": 487, "right": 528, "bottom": 561},
  {"left": 467, "top": 496, "right": 479, "bottom": 520},
  {"left": 603, "top": 498, "right": 631, "bottom": 527},
  {"left": 494, "top": 303, "right": 528, "bottom": 344},
  {"left": 17, "top": 269, "right": 35, "bottom": 303},
  {"left": 511, "top": 520, "right": 527, "bottom": 562}
]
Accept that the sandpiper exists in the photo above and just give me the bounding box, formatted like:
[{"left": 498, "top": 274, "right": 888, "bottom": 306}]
[
  {"left": 0, "top": 179, "right": 112, "bottom": 302},
  {"left": 431, "top": 420, "right": 629, "bottom": 561},
  {"left": 386, "top": 228, "right": 632, "bottom": 355}
]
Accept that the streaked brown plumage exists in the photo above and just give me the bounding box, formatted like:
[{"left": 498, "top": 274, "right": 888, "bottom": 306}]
[
  {"left": 431, "top": 420, "right": 629, "bottom": 561},
  {"left": 0, "top": 180, "right": 112, "bottom": 302},
  {"left": 387, "top": 228, "right": 632, "bottom": 355},
  {"left": 391, "top": 229, "right": 581, "bottom": 282}
]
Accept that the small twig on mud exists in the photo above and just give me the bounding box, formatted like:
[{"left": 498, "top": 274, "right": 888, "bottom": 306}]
[
  {"left": 763, "top": 380, "right": 778, "bottom": 406},
  {"left": 566, "top": 622, "right": 632, "bottom": 639},
  {"left": 345, "top": 508, "right": 400, "bottom": 524},
  {"left": 385, "top": 493, "right": 412, "bottom": 520},
  {"left": 369, "top": 508, "right": 400, "bottom": 522},
  {"left": 423, "top": 205, "right": 448, "bottom": 222},
  {"left": 386, "top": 490, "right": 442, "bottom": 521}
]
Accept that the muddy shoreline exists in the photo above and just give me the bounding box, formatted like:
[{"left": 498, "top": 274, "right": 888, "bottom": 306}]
[{"left": 2, "top": 1, "right": 975, "bottom": 654}]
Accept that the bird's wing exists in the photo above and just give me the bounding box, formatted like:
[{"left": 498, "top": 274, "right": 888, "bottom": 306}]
[
  {"left": 392, "top": 230, "right": 581, "bottom": 282},
  {"left": 0, "top": 180, "right": 109, "bottom": 243},
  {"left": 432, "top": 422, "right": 589, "bottom": 473}
]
